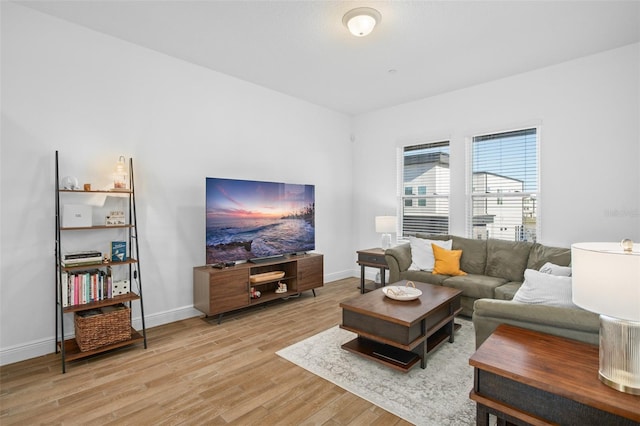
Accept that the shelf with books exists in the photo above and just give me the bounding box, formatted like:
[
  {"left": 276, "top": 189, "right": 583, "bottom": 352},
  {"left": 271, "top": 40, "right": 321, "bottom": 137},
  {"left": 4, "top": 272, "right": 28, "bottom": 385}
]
[
  {"left": 62, "top": 292, "right": 141, "bottom": 313},
  {"left": 54, "top": 151, "right": 147, "bottom": 373}
]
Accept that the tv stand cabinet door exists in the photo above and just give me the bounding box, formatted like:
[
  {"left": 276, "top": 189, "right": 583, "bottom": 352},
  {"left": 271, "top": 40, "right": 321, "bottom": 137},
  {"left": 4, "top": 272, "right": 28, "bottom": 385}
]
[
  {"left": 297, "top": 255, "right": 323, "bottom": 292},
  {"left": 194, "top": 268, "right": 249, "bottom": 315}
]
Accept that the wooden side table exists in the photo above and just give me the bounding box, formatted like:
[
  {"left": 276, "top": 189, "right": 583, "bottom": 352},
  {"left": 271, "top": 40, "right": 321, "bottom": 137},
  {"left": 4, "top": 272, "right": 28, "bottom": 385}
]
[
  {"left": 469, "top": 324, "right": 640, "bottom": 425},
  {"left": 356, "top": 248, "right": 389, "bottom": 294}
]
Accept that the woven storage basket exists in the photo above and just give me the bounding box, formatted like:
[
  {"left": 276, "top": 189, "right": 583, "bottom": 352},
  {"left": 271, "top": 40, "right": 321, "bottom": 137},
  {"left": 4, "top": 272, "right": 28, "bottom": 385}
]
[{"left": 74, "top": 305, "right": 131, "bottom": 352}]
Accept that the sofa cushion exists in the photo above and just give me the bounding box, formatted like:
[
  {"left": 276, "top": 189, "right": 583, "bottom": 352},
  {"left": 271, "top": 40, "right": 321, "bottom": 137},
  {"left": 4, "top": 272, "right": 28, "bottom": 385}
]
[
  {"left": 494, "top": 282, "right": 521, "bottom": 300},
  {"left": 527, "top": 243, "right": 571, "bottom": 270},
  {"left": 485, "top": 239, "right": 533, "bottom": 282},
  {"left": 442, "top": 274, "right": 507, "bottom": 299},
  {"left": 512, "top": 269, "right": 578, "bottom": 308},
  {"left": 432, "top": 244, "right": 467, "bottom": 276},
  {"left": 408, "top": 237, "right": 452, "bottom": 271},
  {"left": 473, "top": 299, "right": 599, "bottom": 332},
  {"left": 400, "top": 270, "right": 449, "bottom": 285},
  {"left": 451, "top": 236, "right": 487, "bottom": 275}
]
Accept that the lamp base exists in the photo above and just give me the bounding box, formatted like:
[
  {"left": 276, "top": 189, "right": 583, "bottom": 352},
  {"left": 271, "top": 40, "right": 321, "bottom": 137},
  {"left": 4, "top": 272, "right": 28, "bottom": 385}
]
[
  {"left": 380, "top": 233, "right": 391, "bottom": 250},
  {"left": 598, "top": 315, "right": 640, "bottom": 395}
]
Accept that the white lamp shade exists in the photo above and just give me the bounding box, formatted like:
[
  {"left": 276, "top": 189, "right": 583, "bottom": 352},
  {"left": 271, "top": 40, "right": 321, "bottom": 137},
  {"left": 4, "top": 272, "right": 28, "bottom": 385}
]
[
  {"left": 571, "top": 242, "right": 640, "bottom": 322},
  {"left": 343, "top": 7, "right": 381, "bottom": 37},
  {"left": 375, "top": 216, "right": 397, "bottom": 233}
]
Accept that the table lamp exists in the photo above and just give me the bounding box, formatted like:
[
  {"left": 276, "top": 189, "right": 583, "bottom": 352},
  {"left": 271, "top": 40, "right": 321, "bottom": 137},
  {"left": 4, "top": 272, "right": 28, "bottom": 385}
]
[
  {"left": 113, "top": 155, "right": 128, "bottom": 190},
  {"left": 375, "top": 216, "right": 397, "bottom": 250},
  {"left": 571, "top": 240, "right": 640, "bottom": 395}
]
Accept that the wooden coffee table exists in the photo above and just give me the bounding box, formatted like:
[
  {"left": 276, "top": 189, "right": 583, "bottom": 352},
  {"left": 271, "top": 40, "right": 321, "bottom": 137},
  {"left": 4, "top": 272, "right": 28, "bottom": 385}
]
[{"left": 339, "top": 280, "right": 462, "bottom": 372}]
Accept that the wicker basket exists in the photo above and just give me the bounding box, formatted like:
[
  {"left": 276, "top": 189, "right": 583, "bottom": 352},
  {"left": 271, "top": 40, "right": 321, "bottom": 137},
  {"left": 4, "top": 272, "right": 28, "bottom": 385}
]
[{"left": 74, "top": 304, "right": 131, "bottom": 352}]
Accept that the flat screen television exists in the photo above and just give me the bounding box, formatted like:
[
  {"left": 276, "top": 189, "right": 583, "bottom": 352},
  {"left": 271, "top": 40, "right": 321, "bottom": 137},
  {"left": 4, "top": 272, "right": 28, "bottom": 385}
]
[{"left": 206, "top": 177, "right": 315, "bottom": 264}]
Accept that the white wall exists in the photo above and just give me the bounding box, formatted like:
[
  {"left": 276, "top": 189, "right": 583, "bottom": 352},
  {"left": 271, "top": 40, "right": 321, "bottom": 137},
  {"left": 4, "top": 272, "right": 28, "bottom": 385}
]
[
  {"left": 0, "top": 3, "right": 354, "bottom": 365},
  {"left": 352, "top": 43, "right": 640, "bottom": 251}
]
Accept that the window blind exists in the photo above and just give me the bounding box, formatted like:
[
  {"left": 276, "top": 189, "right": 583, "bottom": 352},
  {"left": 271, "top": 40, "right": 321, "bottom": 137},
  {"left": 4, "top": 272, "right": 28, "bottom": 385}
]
[
  {"left": 468, "top": 128, "right": 538, "bottom": 242},
  {"left": 400, "top": 141, "right": 450, "bottom": 237}
]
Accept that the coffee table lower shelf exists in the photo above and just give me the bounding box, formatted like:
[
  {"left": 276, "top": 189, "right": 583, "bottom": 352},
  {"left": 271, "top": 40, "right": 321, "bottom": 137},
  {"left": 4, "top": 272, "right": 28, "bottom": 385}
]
[{"left": 341, "top": 323, "right": 461, "bottom": 372}]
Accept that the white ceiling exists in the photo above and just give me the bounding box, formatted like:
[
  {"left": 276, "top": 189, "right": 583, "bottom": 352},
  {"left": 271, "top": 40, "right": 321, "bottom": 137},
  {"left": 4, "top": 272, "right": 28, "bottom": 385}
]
[{"left": 16, "top": 0, "right": 640, "bottom": 115}]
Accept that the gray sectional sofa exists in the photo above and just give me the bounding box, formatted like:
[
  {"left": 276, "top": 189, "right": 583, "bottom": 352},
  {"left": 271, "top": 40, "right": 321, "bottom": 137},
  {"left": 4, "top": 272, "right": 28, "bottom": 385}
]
[{"left": 384, "top": 234, "right": 600, "bottom": 347}]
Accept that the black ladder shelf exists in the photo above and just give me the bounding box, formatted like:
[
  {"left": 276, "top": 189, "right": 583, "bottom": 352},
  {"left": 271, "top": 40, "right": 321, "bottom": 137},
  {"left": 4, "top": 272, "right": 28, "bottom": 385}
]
[{"left": 54, "top": 151, "right": 147, "bottom": 373}]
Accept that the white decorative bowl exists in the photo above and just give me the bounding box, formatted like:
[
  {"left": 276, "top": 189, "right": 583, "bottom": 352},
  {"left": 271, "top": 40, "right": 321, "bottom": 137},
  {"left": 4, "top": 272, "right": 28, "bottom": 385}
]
[{"left": 382, "top": 285, "right": 422, "bottom": 301}]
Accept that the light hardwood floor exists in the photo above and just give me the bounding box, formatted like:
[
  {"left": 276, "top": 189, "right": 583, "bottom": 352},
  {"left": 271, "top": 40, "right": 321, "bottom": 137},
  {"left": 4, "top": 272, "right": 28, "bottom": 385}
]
[{"left": 0, "top": 278, "right": 413, "bottom": 425}]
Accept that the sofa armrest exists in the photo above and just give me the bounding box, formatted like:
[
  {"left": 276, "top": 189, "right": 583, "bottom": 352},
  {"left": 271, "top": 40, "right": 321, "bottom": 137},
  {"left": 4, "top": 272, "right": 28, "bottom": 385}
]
[
  {"left": 385, "top": 243, "right": 411, "bottom": 283},
  {"left": 472, "top": 298, "right": 600, "bottom": 349}
]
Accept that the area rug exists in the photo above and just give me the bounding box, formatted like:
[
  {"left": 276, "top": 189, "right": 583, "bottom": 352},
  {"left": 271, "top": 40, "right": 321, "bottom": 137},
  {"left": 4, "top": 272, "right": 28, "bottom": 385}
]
[{"left": 276, "top": 319, "right": 476, "bottom": 425}]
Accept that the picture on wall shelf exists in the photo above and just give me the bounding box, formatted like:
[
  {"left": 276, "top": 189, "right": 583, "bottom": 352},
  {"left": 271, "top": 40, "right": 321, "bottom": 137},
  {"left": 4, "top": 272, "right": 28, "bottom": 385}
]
[{"left": 111, "top": 241, "right": 127, "bottom": 262}]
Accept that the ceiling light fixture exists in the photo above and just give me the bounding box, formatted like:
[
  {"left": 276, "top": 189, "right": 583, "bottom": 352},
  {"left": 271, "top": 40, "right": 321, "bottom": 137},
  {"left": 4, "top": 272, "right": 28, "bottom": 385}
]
[{"left": 342, "top": 7, "right": 381, "bottom": 37}]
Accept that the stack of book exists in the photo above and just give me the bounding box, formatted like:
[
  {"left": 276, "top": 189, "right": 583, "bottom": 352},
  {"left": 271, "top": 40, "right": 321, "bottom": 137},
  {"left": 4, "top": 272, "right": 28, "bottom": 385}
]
[
  {"left": 61, "top": 269, "right": 113, "bottom": 306},
  {"left": 61, "top": 250, "right": 103, "bottom": 267}
]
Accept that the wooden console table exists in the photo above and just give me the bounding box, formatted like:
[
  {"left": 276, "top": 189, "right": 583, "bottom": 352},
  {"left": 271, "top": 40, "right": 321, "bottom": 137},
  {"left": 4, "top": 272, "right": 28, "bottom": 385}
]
[
  {"left": 193, "top": 253, "right": 323, "bottom": 323},
  {"left": 469, "top": 324, "right": 640, "bottom": 425},
  {"left": 356, "top": 248, "right": 389, "bottom": 294}
]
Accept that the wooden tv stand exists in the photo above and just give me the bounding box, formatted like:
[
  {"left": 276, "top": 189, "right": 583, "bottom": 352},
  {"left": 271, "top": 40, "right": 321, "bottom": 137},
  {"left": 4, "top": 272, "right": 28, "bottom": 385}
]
[{"left": 193, "top": 253, "right": 323, "bottom": 323}]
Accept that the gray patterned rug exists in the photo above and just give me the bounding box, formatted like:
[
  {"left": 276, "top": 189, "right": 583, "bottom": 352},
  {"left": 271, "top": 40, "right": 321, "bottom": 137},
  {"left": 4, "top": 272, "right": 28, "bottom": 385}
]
[{"left": 276, "top": 318, "right": 476, "bottom": 425}]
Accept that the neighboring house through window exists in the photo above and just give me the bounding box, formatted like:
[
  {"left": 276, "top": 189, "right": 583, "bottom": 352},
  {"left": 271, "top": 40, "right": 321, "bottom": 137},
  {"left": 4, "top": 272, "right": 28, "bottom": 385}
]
[
  {"left": 468, "top": 128, "right": 538, "bottom": 242},
  {"left": 400, "top": 141, "right": 450, "bottom": 236}
]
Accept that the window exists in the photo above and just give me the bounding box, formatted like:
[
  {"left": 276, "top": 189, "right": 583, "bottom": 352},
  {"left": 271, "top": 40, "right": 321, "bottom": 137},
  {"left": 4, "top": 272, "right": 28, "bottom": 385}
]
[
  {"left": 399, "top": 141, "right": 450, "bottom": 237},
  {"left": 468, "top": 128, "right": 538, "bottom": 242},
  {"left": 403, "top": 187, "right": 413, "bottom": 207}
]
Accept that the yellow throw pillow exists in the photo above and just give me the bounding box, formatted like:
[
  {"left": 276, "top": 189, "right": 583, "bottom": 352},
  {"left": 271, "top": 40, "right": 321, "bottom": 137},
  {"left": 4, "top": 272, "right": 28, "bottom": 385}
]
[{"left": 431, "top": 244, "right": 467, "bottom": 276}]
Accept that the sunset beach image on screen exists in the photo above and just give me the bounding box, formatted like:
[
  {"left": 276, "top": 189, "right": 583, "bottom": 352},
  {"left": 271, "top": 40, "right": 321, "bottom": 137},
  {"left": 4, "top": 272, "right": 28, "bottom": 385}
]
[{"left": 205, "top": 177, "right": 315, "bottom": 264}]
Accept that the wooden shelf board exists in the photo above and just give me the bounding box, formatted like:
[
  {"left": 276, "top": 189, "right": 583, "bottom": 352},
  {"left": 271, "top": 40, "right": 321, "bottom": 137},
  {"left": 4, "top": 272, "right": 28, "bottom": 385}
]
[
  {"left": 340, "top": 324, "right": 424, "bottom": 351},
  {"left": 61, "top": 258, "right": 138, "bottom": 271},
  {"left": 249, "top": 290, "right": 300, "bottom": 304},
  {"left": 59, "top": 189, "right": 132, "bottom": 194},
  {"left": 58, "top": 328, "right": 144, "bottom": 361},
  {"left": 61, "top": 224, "right": 133, "bottom": 231},
  {"left": 249, "top": 275, "right": 294, "bottom": 286},
  {"left": 341, "top": 337, "right": 420, "bottom": 373},
  {"left": 62, "top": 292, "right": 141, "bottom": 313}
]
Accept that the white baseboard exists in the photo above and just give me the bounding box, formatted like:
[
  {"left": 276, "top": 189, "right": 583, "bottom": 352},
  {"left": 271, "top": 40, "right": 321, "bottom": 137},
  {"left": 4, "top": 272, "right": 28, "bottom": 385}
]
[
  {"left": 0, "top": 337, "right": 56, "bottom": 367},
  {"left": 133, "top": 305, "right": 201, "bottom": 329},
  {"left": 324, "top": 269, "right": 355, "bottom": 283},
  {"left": 0, "top": 305, "right": 201, "bottom": 367},
  {"left": 336, "top": 267, "right": 381, "bottom": 283}
]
